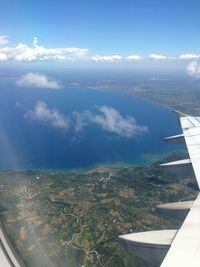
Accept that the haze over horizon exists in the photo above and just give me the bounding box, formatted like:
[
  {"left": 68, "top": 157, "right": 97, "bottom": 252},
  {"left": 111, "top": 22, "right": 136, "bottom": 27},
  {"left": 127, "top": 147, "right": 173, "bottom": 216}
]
[{"left": 0, "top": 0, "right": 200, "bottom": 75}]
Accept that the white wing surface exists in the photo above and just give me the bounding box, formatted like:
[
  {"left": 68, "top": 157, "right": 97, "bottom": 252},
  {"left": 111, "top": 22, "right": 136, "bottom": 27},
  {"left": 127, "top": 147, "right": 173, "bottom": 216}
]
[
  {"left": 160, "top": 192, "right": 200, "bottom": 267},
  {"left": 160, "top": 115, "right": 200, "bottom": 267},
  {"left": 180, "top": 116, "right": 200, "bottom": 189}
]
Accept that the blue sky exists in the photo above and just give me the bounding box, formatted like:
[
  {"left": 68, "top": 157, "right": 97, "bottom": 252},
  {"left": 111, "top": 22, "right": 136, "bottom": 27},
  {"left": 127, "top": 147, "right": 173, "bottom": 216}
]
[{"left": 0, "top": 0, "right": 200, "bottom": 70}]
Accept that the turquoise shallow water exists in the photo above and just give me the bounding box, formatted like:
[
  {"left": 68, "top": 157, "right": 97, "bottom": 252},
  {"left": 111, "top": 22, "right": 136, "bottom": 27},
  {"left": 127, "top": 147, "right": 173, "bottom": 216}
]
[{"left": 0, "top": 77, "right": 184, "bottom": 170}]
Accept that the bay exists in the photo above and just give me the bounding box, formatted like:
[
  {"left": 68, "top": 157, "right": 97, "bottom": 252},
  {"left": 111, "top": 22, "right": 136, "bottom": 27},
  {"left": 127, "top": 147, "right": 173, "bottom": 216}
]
[{"left": 0, "top": 77, "right": 183, "bottom": 170}]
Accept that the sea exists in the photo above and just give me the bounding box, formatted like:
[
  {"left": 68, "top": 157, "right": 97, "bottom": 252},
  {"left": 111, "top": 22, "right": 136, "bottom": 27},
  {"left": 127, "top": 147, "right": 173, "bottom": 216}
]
[{"left": 0, "top": 76, "right": 184, "bottom": 171}]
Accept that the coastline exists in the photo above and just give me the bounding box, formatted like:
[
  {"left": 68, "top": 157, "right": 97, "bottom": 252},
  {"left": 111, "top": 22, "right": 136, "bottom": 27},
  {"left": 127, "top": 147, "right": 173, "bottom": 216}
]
[{"left": 0, "top": 150, "right": 187, "bottom": 174}]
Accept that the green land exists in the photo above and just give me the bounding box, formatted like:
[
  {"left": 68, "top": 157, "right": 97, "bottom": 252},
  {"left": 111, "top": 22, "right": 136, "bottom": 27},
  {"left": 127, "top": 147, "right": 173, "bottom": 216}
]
[{"left": 0, "top": 153, "right": 198, "bottom": 267}]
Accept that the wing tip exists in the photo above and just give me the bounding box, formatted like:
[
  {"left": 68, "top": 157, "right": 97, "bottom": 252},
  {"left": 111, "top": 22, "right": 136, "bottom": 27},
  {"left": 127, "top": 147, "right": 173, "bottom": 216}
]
[{"left": 171, "top": 108, "right": 189, "bottom": 118}]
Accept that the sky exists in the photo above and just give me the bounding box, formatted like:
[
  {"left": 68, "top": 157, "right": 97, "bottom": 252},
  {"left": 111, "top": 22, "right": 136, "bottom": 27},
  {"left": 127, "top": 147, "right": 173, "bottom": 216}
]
[{"left": 1, "top": 0, "right": 200, "bottom": 72}]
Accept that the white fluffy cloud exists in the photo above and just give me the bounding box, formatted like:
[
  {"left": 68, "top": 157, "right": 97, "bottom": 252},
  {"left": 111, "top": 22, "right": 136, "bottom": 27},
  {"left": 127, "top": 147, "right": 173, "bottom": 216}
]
[
  {"left": 149, "top": 53, "right": 168, "bottom": 60},
  {"left": 25, "top": 101, "right": 69, "bottom": 130},
  {"left": 1, "top": 36, "right": 200, "bottom": 63},
  {"left": 25, "top": 102, "right": 148, "bottom": 137},
  {"left": 16, "top": 73, "right": 62, "bottom": 89},
  {"left": 126, "top": 55, "right": 143, "bottom": 61},
  {"left": 92, "top": 54, "right": 144, "bottom": 62},
  {"left": 91, "top": 55, "right": 122, "bottom": 62},
  {"left": 74, "top": 106, "right": 148, "bottom": 138},
  {"left": 0, "top": 37, "right": 88, "bottom": 62},
  {"left": 179, "top": 54, "right": 200, "bottom": 60},
  {"left": 187, "top": 61, "right": 200, "bottom": 78},
  {"left": 0, "top": 36, "right": 9, "bottom": 46}
]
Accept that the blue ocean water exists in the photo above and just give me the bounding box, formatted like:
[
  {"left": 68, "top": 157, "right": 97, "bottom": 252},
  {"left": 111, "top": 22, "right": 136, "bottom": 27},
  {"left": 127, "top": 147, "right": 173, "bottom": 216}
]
[{"left": 0, "top": 77, "right": 184, "bottom": 170}]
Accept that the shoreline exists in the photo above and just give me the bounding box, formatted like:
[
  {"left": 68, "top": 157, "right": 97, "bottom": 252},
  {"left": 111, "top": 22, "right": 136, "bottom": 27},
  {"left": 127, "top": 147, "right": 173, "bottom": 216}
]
[{"left": 0, "top": 151, "right": 187, "bottom": 174}]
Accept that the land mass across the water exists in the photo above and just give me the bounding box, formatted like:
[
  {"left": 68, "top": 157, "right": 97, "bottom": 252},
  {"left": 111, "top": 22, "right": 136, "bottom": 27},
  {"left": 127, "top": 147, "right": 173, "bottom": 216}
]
[
  {"left": 60, "top": 70, "right": 200, "bottom": 115},
  {"left": 0, "top": 152, "right": 198, "bottom": 267}
]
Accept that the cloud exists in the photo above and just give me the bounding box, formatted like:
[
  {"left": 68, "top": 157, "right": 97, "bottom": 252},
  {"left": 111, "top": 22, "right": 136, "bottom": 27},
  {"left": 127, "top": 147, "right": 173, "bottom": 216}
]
[
  {"left": 149, "top": 53, "right": 168, "bottom": 60},
  {"left": 73, "top": 110, "right": 90, "bottom": 132},
  {"left": 25, "top": 103, "right": 148, "bottom": 137},
  {"left": 0, "top": 36, "right": 9, "bottom": 46},
  {"left": 25, "top": 101, "right": 69, "bottom": 130},
  {"left": 0, "top": 37, "right": 88, "bottom": 62},
  {"left": 74, "top": 106, "right": 148, "bottom": 138},
  {"left": 92, "top": 54, "right": 144, "bottom": 62},
  {"left": 186, "top": 61, "right": 200, "bottom": 78},
  {"left": 16, "top": 73, "right": 62, "bottom": 89},
  {"left": 126, "top": 55, "right": 143, "bottom": 61},
  {"left": 179, "top": 54, "right": 200, "bottom": 60},
  {"left": 33, "top": 37, "right": 38, "bottom": 47},
  {"left": 0, "top": 52, "right": 8, "bottom": 61},
  {"left": 91, "top": 55, "right": 122, "bottom": 62}
]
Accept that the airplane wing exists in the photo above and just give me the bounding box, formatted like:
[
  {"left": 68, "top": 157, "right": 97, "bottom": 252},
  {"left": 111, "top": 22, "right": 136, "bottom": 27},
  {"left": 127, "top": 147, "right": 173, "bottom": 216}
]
[
  {"left": 179, "top": 116, "right": 200, "bottom": 188},
  {"left": 160, "top": 191, "right": 200, "bottom": 267},
  {"left": 120, "top": 113, "right": 200, "bottom": 267},
  {"left": 160, "top": 115, "right": 200, "bottom": 267}
]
